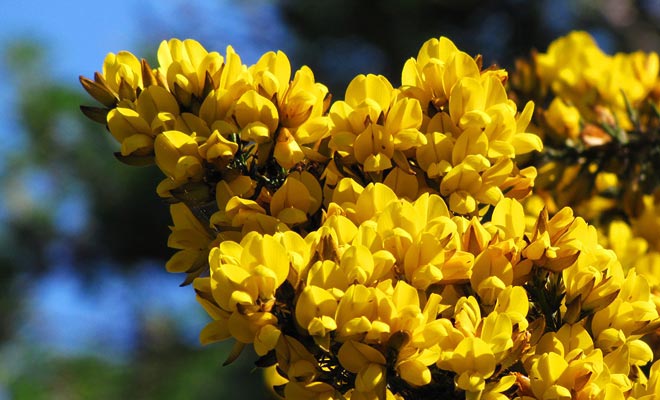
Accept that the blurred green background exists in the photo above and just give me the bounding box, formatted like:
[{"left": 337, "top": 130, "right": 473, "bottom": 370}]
[{"left": 1, "top": 0, "right": 660, "bottom": 398}]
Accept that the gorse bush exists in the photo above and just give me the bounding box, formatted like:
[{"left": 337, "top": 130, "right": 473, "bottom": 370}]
[{"left": 80, "top": 32, "right": 660, "bottom": 399}]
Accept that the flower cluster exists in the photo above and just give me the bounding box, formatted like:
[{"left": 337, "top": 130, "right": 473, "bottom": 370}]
[
  {"left": 511, "top": 31, "right": 660, "bottom": 218},
  {"left": 510, "top": 31, "right": 660, "bottom": 328},
  {"left": 81, "top": 33, "right": 660, "bottom": 399},
  {"left": 536, "top": 31, "right": 658, "bottom": 131},
  {"left": 82, "top": 39, "right": 331, "bottom": 283},
  {"left": 327, "top": 37, "right": 541, "bottom": 217}
]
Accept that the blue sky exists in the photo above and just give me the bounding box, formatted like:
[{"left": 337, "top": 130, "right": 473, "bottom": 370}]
[
  {"left": 0, "top": 0, "right": 201, "bottom": 365},
  {"left": 2, "top": 0, "right": 141, "bottom": 80},
  {"left": 0, "top": 0, "right": 292, "bottom": 80}
]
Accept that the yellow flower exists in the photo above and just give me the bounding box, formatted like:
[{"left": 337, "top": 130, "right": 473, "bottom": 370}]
[
  {"left": 482, "top": 311, "right": 514, "bottom": 358},
  {"left": 562, "top": 248, "right": 623, "bottom": 314},
  {"left": 224, "top": 196, "right": 285, "bottom": 236},
  {"left": 490, "top": 198, "right": 526, "bottom": 240},
  {"left": 170, "top": 112, "right": 211, "bottom": 138},
  {"left": 415, "top": 131, "right": 454, "bottom": 178},
  {"left": 198, "top": 68, "right": 251, "bottom": 129},
  {"left": 591, "top": 270, "right": 660, "bottom": 339},
  {"left": 602, "top": 219, "right": 648, "bottom": 272},
  {"left": 249, "top": 51, "right": 331, "bottom": 169},
  {"left": 330, "top": 177, "right": 365, "bottom": 215},
  {"left": 329, "top": 74, "right": 425, "bottom": 173},
  {"left": 295, "top": 285, "right": 337, "bottom": 338},
  {"left": 401, "top": 35, "right": 542, "bottom": 215},
  {"left": 101, "top": 50, "right": 144, "bottom": 101},
  {"left": 338, "top": 245, "right": 377, "bottom": 285},
  {"left": 438, "top": 297, "right": 518, "bottom": 395},
  {"left": 337, "top": 340, "right": 387, "bottom": 397},
  {"left": 439, "top": 156, "right": 487, "bottom": 215},
  {"left": 632, "top": 195, "right": 660, "bottom": 252},
  {"left": 524, "top": 207, "right": 584, "bottom": 272},
  {"left": 395, "top": 345, "right": 438, "bottom": 387},
  {"left": 202, "top": 232, "right": 291, "bottom": 354},
  {"left": 353, "top": 124, "right": 395, "bottom": 172},
  {"left": 284, "top": 381, "right": 337, "bottom": 400},
  {"left": 470, "top": 247, "right": 513, "bottom": 306},
  {"left": 450, "top": 78, "right": 542, "bottom": 155},
  {"left": 253, "top": 321, "right": 282, "bottom": 356},
  {"left": 374, "top": 202, "right": 417, "bottom": 263},
  {"left": 153, "top": 130, "right": 204, "bottom": 183},
  {"left": 273, "top": 127, "right": 305, "bottom": 169},
  {"left": 544, "top": 97, "right": 581, "bottom": 140},
  {"left": 494, "top": 286, "right": 529, "bottom": 331},
  {"left": 273, "top": 230, "right": 311, "bottom": 285},
  {"left": 403, "top": 231, "right": 452, "bottom": 290},
  {"left": 536, "top": 31, "right": 660, "bottom": 130},
  {"left": 401, "top": 36, "right": 479, "bottom": 110},
  {"left": 384, "top": 96, "right": 426, "bottom": 151},
  {"left": 305, "top": 260, "right": 349, "bottom": 299},
  {"left": 106, "top": 106, "right": 153, "bottom": 156},
  {"left": 197, "top": 129, "right": 239, "bottom": 168},
  {"left": 631, "top": 359, "right": 660, "bottom": 398},
  {"left": 388, "top": 280, "right": 422, "bottom": 331},
  {"left": 527, "top": 352, "right": 573, "bottom": 399},
  {"left": 534, "top": 323, "right": 594, "bottom": 362},
  {"left": 636, "top": 254, "right": 660, "bottom": 300},
  {"left": 270, "top": 171, "right": 322, "bottom": 226},
  {"left": 536, "top": 31, "right": 606, "bottom": 99},
  {"left": 275, "top": 335, "right": 319, "bottom": 379},
  {"left": 195, "top": 279, "right": 229, "bottom": 336},
  {"left": 209, "top": 176, "right": 255, "bottom": 226},
  {"left": 500, "top": 165, "right": 537, "bottom": 202},
  {"left": 250, "top": 50, "right": 291, "bottom": 101},
  {"left": 165, "top": 202, "right": 215, "bottom": 276},
  {"left": 445, "top": 337, "right": 497, "bottom": 392},
  {"left": 274, "top": 336, "right": 340, "bottom": 399},
  {"left": 352, "top": 182, "right": 399, "bottom": 225},
  {"left": 217, "top": 233, "right": 289, "bottom": 306},
  {"left": 480, "top": 375, "right": 517, "bottom": 400},
  {"left": 523, "top": 322, "right": 644, "bottom": 399},
  {"left": 157, "top": 38, "right": 224, "bottom": 107},
  {"left": 455, "top": 216, "right": 491, "bottom": 256},
  {"left": 453, "top": 296, "right": 482, "bottom": 337},
  {"left": 280, "top": 66, "right": 329, "bottom": 129},
  {"left": 401, "top": 207, "right": 472, "bottom": 288},
  {"left": 234, "top": 89, "right": 280, "bottom": 143},
  {"left": 106, "top": 86, "right": 180, "bottom": 157},
  {"left": 84, "top": 34, "right": 660, "bottom": 400},
  {"left": 263, "top": 365, "right": 289, "bottom": 398},
  {"left": 334, "top": 284, "right": 389, "bottom": 343}
]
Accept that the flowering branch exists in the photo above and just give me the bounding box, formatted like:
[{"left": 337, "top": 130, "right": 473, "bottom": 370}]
[{"left": 79, "top": 32, "right": 660, "bottom": 399}]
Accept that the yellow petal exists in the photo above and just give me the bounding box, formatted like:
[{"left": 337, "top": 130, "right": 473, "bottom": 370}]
[
  {"left": 274, "top": 127, "right": 305, "bottom": 169},
  {"left": 355, "top": 363, "right": 386, "bottom": 393},
  {"left": 383, "top": 167, "right": 418, "bottom": 200},
  {"left": 107, "top": 107, "right": 151, "bottom": 142},
  {"left": 398, "top": 359, "right": 432, "bottom": 386},
  {"left": 345, "top": 74, "right": 394, "bottom": 114},
  {"left": 337, "top": 340, "right": 386, "bottom": 373},
  {"left": 234, "top": 90, "right": 279, "bottom": 133},
  {"left": 511, "top": 132, "right": 543, "bottom": 154},
  {"left": 136, "top": 85, "right": 180, "bottom": 123},
  {"left": 442, "top": 51, "right": 481, "bottom": 96},
  {"left": 200, "top": 319, "right": 231, "bottom": 345},
  {"left": 120, "top": 134, "right": 154, "bottom": 156},
  {"left": 270, "top": 176, "right": 312, "bottom": 218},
  {"left": 491, "top": 198, "right": 525, "bottom": 239}
]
